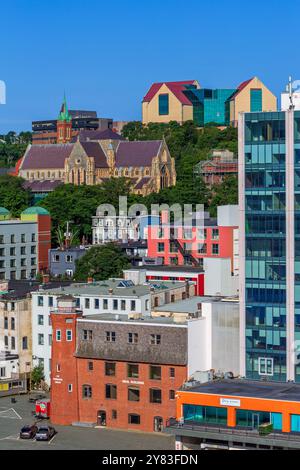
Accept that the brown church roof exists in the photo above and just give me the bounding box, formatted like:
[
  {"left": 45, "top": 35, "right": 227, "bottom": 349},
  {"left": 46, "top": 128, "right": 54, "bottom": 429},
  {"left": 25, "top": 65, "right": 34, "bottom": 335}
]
[
  {"left": 80, "top": 142, "right": 109, "bottom": 168},
  {"left": 21, "top": 144, "right": 74, "bottom": 170},
  {"left": 115, "top": 141, "right": 162, "bottom": 167}
]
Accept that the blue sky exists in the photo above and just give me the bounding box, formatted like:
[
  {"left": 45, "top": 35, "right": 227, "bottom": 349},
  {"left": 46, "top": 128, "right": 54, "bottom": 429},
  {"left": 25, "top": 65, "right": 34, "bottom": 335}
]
[{"left": 0, "top": 0, "right": 299, "bottom": 133}]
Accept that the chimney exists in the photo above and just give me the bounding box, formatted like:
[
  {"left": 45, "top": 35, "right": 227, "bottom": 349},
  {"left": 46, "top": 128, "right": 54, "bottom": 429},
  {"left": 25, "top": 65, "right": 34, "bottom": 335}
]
[
  {"left": 87, "top": 277, "right": 93, "bottom": 284},
  {"left": 109, "top": 288, "right": 114, "bottom": 295}
]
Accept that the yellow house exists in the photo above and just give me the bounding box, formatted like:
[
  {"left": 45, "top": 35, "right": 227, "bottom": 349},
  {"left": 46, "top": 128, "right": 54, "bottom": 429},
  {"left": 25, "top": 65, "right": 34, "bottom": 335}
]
[
  {"left": 227, "top": 76, "right": 277, "bottom": 127},
  {"left": 142, "top": 80, "right": 200, "bottom": 125}
]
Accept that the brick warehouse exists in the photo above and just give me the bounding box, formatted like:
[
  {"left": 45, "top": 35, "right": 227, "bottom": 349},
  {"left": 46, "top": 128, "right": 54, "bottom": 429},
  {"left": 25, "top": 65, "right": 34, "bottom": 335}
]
[{"left": 50, "top": 295, "right": 201, "bottom": 433}]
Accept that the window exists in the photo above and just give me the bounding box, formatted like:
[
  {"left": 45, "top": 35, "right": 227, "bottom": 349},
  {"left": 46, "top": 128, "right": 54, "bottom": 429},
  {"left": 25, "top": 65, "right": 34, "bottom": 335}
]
[
  {"left": 31, "top": 269, "right": 36, "bottom": 278},
  {"left": 0, "top": 260, "right": 4, "bottom": 268},
  {"left": 0, "top": 235, "right": 4, "bottom": 244},
  {"left": 128, "top": 414, "right": 140, "bottom": 425},
  {"left": 121, "top": 299, "right": 126, "bottom": 310},
  {"left": 88, "top": 361, "right": 94, "bottom": 371},
  {"left": 127, "top": 363, "right": 139, "bottom": 378},
  {"left": 4, "top": 317, "right": 8, "bottom": 329},
  {"left": 128, "top": 332, "right": 138, "bottom": 344},
  {"left": 56, "top": 330, "right": 61, "bottom": 342},
  {"left": 82, "top": 385, "right": 92, "bottom": 399},
  {"left": 113, "top": 299, "right": 118, "bottom": 310},
  {"left": 38, "top": 315, "right": 44, "bottom": 326},
  {"left": 198, "top": 243, "right": 207, "bottom": 254},
  {"left": 21, "top": 246, "right": 26, "bottom": 255},
  {"left": 32, "top": 233, "right": 36, "bottom": 242},
  {"left": 9, "top": 317, "right": 15, "bottom": 330},
  {"left": 158, "top": 242, "right": 165, "bottom": 253},
  {"left": 38, "top": 334, "right": 44, "bottom": 346},
  {"left": 10, "top": 234, "right": 15, "bottom": 244},
  {"left": 105, "top": 362, "right": 116, "bottom": 376},
  {"left": 10, "top": 259, "right": 16, "bottom": 268},
  {"left": 48, "top": 297, "right": 53, "bottom": 307},
  {"left": 212, "top": 244, "right": 219, "bottom": 255},
  {"left": 53, "top": 254, "right": 60, "bottom": 262},
  {"left": 212, "top": 229, "right": 219, "bottom": 240},
  {"left": 31, "top": 258, "right": 36, "bottom": 266},
  {"left": 150, "top": 334, "right": 161, "bottom": 345},
  {"left": 128, "top": 387, "right": 140, "bottom": 402},
  {"left": 22, "top": 336, "right": 28, "bottom": 350},
  {"left": 106, "top": 331, "right": 116, "bottom": 342},
  {"left": 83, "top": 330, "right": 93, "bottom": 340},
  {"left": 66, "top": 255, "right": 73, "bottom": 263},
  {"left": 66, "top": 330, "right": 72, "bottom": 341},
  {"left": 68, "top": 384, "right": 73, "bottom": 392},
  {"left": 258, "top": 357, "right": 274, "bottom": 376},
  {"left": 48, "top": 334, "right": 52, "bottom": 346},
  {"left": 10, "top": 271, "right": 16, "bottom": 281},
  {"left": 105, "top": 384, "right": 117, "bottom": 399},
  {"left": 169, "top": 367, "right": 175, "bottom": 378},
  {"left": 11, "top": 336, "right": 16, "bottom": 350},
  {"left": 149, "top": 365, "right": 161, "bottom": 380},
  {"left": 158, "top": 94, "right": 169, "bottom": 116},
  {"left": 169, "top": 390, "right": 175, "bottom": 400},
  {"left": 112, "top": 410, "right": 117, "bottom": 420},
  {"left": 21, "top": 234, "right": 26, "bottom": 243},
  {"left": 150, "top": 388, "right": 162, "bottom": 404},
  {"left": 4, "top": 336, "right": 8, "bottom": 347},
  {"left": 145, "top": 299, "right": 150, "bottom": 311},
  {"left": 37, "top": 296, "right": 44, "bottom": 307},
  {"left": 250, "top": 88, "right": 262, "bottom": 113},
  {"left": 103, "top": 299, "right": 108, "bottom": 310},
  {"left": 0, "top": 367, "right": 6, "bottom": 378},
  {"left": 131, "top": 300, "right": 136, "bottom": 312},
  {"left": 56, "top": 364, "right": 61, "bottom": 372},
  {"left": 31, "top": 246, "right": 36, "bottom": 254},
  {"left": 94, "top": 299, "right": 99, "bottom": 309}
]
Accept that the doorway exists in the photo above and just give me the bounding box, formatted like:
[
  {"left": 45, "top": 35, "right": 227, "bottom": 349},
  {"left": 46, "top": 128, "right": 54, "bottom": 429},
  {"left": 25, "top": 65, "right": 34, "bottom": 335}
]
[
  {"left": 97, "top": 410, "right": 107, "bottom": 427},
  {"left": 154, "top": 416, "right": 163, "bottom": 432}
]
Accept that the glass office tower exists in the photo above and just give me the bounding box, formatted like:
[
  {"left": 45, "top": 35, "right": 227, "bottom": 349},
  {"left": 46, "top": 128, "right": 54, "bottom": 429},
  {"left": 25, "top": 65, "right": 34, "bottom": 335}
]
[{"left": 239, "top": 109, "right": 300, "bottom": 382}]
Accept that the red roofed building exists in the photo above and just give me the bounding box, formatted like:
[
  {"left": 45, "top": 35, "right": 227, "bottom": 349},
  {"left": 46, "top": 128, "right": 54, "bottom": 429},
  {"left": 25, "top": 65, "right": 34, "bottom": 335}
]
[{"left": 142, "top": 80, "right": 200, "bottom": 125}]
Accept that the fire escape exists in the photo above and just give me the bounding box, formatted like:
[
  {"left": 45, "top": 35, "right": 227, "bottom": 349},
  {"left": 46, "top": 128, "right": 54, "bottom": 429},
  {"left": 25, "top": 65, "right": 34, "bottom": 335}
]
[{"left": 169, "top": 229, "right": 200, "bottom": 267}]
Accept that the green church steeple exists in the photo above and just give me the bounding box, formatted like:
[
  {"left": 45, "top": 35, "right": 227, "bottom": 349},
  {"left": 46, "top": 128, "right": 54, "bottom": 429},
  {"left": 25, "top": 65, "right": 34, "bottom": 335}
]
[{"left": 58, "top": 93, "right": 72, "bottom": 122}]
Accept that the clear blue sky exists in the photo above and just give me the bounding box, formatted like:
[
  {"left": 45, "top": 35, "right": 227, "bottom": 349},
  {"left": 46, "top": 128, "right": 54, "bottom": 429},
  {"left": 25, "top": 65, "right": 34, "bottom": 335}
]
[{"left": 0, "top": 0, "right": 299, "bottom": 133}]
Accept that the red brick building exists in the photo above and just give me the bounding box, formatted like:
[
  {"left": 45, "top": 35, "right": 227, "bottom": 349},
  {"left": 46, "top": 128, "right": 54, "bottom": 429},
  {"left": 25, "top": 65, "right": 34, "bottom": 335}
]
[
  {"left": 50, "top": 296, "right": 189, "bottom": 433},
  {"left": 194, "top": 149, "right": 238, "bottom": 186}
]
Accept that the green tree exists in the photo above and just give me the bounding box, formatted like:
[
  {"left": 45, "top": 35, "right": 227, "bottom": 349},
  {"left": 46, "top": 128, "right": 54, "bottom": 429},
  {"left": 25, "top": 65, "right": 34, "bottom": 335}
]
[
  {"left": 209, "top": 176, "right": 238, "bottom": 217},
  {"left": 31, "top": 366, "right": 45, "bottom": 389},
  {"left": 0, "top": 175, "right": 31, "bottom": 216},
  {"left": 74, "top": 244, "right": 130, "bottom": 281}
]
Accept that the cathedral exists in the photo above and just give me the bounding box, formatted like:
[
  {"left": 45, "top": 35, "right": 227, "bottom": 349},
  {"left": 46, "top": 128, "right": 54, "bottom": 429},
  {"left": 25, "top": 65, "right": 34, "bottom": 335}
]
[{"left": 19, "top": 98, "right": 176, "bottom": 196}]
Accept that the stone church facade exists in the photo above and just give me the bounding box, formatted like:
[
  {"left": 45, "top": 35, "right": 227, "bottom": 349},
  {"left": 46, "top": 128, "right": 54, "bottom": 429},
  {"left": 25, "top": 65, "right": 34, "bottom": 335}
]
[{"left": 19, "top": 98, "right": 176, "bottom": 196}]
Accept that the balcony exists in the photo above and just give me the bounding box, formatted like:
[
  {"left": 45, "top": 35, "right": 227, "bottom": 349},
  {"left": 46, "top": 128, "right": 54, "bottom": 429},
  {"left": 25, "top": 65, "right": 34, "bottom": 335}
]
[{"left": 165, "top": 418, "right": 300, "bottom": 450}]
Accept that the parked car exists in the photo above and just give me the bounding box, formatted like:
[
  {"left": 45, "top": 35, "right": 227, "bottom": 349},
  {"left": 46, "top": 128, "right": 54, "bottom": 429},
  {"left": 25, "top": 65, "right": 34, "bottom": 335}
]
[
  {"left": 35, "top": 426, "right": 56, "bottom": 441},
  {"left": 20, "top": 424, "right": 38, "bottom": 439}
]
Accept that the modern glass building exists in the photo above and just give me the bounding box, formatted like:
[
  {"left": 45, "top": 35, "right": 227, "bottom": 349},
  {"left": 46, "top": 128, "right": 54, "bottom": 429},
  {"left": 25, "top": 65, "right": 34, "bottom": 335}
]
[
  {"left": 183, "top": 88, "right": 236, "bottom": 126},
  {"left": 239, "top": 109, "right": 300, "bottom": 382}
]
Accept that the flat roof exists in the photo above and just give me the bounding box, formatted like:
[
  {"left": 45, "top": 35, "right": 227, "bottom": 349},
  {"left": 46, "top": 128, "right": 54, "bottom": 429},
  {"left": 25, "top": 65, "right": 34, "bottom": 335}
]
[
  {"left": 34, "top": 279, "right": 188, "bottom": 298},
  {"left": 127, "top": 265, "right": 204, "bottom": 273},
  {"left": 153, "top": 296, "right": 236, "bottom": 314},
  {"left": 180, "top": 379, "right": 300, "bottom": 402},
  {"left": 80, "top": 313, "right": 186, "bottom": 326}
]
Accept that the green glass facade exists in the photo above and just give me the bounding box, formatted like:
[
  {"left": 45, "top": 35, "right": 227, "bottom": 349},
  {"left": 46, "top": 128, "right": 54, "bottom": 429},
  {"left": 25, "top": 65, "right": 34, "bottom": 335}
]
[
  {"left": 244, "top": 112, "right": 287, "bottom": 381},
  {"left": 184, "top": 88, "right": 236, "bottom": 126},
  {"left": 183, "top": 404, "right": 227, "bottom": 425}
]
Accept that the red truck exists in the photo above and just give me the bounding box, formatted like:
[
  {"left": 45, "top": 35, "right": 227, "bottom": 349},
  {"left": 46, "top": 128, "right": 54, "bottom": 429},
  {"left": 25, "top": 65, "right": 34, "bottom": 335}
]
[{"left": 35, "top": 399, "right": 50, "bottom": 419}]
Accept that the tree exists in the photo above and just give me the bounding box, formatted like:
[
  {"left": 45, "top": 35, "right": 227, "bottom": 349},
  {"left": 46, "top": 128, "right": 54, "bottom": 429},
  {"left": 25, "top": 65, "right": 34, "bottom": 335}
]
[
  {"left": 31, "top": 366, "right": 45, "bottom": 389},
  {"left": 209, "top": 176, "right": 238, "bottom": 217},
  {"left": 0, "top": 175, "right": 32, "bottom": 216},
  {"left": 74, "top": 244, "right": 130, "bottom": 281}
]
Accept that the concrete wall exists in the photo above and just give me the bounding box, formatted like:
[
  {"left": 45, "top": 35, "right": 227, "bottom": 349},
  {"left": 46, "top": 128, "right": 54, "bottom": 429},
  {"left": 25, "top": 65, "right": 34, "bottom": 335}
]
[{"left": 203, "top": 258, "right": 238, "bottom": 296}]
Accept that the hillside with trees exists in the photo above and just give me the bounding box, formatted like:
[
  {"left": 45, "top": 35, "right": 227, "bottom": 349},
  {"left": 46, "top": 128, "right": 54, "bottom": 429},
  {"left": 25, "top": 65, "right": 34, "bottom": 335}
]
[{"left": 0, "top": 131, "right": 32, "bottom": 168}]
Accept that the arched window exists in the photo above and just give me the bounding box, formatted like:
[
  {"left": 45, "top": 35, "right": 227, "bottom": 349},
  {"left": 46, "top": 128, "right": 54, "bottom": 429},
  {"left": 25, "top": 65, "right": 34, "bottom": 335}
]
[
  {"left": 160, "top": 165, "right": 169, "bottom": 189},
  {"left": 82, "top": 384, "right": 92, "bottom": 399}
]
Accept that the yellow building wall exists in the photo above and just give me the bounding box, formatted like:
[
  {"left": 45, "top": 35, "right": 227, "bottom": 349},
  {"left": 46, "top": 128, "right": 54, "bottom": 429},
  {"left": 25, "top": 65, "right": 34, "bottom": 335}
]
[
  {"left": 142, "top": 83, "right": 192, "bottom": 124},
  {"left": 231, "top": 77, "right": 277, "bottom": 125}
]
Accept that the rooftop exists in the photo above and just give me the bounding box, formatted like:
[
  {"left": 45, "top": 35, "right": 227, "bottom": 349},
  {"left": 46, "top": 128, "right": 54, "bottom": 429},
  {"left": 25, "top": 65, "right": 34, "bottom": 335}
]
[
  {"left": 0, "top": 280, "right": 73, "bottom": 300},
  {"left": 180, "top": 379, "right": 300, "bottom": 402},
  {"left": 33, "top": 279, "right": 188, "bottom": 298},
  {"left": 80, "top": 313, "right": 187, "bottom": 326},
  {"left": 126, "top": 265, "right": 204, "bottom": 273}
]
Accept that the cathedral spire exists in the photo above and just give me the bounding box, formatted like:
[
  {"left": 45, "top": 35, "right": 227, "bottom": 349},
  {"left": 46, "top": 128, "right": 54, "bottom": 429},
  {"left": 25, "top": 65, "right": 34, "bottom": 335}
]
[{"left": 58, "top": 93, "right": 71, "bottom": 122}]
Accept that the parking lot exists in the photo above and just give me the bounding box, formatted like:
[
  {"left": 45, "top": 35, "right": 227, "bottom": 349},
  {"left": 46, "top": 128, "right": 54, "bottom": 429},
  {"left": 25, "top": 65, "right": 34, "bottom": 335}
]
[{"left": 0, "top": 394, "right": 174, "bottom": 450}]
